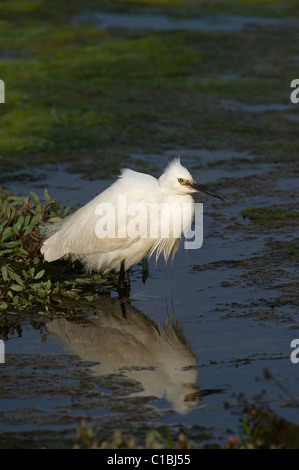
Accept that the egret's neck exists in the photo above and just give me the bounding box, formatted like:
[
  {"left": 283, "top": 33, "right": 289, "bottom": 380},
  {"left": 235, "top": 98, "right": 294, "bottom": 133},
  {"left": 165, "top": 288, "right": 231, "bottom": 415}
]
[{"left": 161, "top": 189, "right": 194, "bottom": 205}]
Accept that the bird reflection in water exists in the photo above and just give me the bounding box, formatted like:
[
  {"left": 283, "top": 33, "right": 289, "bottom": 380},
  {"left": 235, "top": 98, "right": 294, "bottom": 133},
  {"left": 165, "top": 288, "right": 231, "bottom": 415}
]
[{"left": 47, "top": 297, "right": 199, "bottom": 414}]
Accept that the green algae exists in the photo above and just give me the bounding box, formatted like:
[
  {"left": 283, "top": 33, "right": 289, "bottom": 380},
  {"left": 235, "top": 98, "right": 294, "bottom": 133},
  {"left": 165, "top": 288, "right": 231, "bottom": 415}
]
[
  {"left": 242, "top": 206, "right": 299, "bottom": 221},
  {"left": 2, "top": 0, "right": 299, "bottom": 20},
  {"left": 0, "top": 1, "right": 298, "bottom": 176}
]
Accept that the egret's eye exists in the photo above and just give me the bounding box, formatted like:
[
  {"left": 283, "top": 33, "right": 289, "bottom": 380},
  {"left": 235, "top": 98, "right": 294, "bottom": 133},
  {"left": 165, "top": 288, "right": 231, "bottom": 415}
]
[{"left": 178, "top": 178, "right": 184, "bottom": 184}]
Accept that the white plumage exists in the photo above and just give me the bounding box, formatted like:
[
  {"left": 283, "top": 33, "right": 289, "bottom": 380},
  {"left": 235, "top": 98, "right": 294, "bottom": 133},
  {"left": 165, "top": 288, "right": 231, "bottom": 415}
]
[{"left": 41, "top": 158, "right": 225, "bottom": 283}]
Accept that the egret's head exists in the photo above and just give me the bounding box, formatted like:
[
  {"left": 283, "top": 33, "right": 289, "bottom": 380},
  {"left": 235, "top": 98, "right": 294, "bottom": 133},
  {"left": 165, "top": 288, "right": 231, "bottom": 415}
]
[
  {"left": 160, "top": 158, "right": 226, "bottom": 201},
  {"left": 159, "top": 158, "right": 193, "bottom": 195}
]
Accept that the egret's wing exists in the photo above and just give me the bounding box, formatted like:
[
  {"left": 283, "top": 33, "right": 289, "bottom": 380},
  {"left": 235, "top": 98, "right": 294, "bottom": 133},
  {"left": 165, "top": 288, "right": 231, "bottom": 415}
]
[{"left": 41, "top": 169, "right": 160, "bottom": 261}]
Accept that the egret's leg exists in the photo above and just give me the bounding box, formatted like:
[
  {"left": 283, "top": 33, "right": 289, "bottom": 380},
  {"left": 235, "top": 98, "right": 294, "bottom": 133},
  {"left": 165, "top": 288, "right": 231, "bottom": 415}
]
[
  {"left": 141, "top": 257, "right": 149, "bottom": 284},
  {"left": 120, "top": 301, "right": 127, "bottom": 319},
  {"left": 117, "top": 259, "right": 130, "bottom": 298},
  {"left": 118, "top": 259, "right": 125, "bottom": 291},
  {"left": 124, "top": 269, "right": 130, "bottom": 289}
]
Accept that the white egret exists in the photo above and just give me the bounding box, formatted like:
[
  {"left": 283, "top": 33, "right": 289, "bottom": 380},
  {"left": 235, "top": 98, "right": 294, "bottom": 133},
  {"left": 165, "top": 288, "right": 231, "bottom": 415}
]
[{"left": 41, "top": 158, "right": 226, "bottom": 295}]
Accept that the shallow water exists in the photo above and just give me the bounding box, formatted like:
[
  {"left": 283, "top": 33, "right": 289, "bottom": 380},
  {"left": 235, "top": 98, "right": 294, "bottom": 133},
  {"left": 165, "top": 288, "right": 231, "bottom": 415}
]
[
  {"left": 75, "top": 11, "right": 297, "bottom": 33},
  {"left": 220, "top": 99, "right": 296, "bottom": 113},
  {"left": 1, "top": 147, "right": 298, "bottom": 447}
]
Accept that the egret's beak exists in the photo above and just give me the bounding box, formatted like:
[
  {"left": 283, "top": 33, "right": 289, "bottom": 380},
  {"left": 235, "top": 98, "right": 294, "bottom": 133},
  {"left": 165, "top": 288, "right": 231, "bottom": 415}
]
[{"left": 188, "top": 180, "right": 227, "bottom": 201}]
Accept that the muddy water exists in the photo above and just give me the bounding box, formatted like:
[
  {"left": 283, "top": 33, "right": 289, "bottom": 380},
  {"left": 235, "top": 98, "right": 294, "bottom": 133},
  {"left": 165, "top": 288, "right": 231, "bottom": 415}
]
[{"left": 1, "top": 146, "right": 298, "bottom": 448}]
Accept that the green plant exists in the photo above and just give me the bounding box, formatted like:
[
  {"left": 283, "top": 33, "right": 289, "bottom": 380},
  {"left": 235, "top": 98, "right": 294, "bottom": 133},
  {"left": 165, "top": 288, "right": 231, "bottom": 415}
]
[{"left": 0, "top": 187, "right": 110, "bottom": 314}]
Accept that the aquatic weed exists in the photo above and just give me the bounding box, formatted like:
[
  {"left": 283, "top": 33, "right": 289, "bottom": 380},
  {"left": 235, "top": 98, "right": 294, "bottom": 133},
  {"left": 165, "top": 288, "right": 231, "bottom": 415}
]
[{"left": 0, "top": 187, "right": 110, "bottom": 314}]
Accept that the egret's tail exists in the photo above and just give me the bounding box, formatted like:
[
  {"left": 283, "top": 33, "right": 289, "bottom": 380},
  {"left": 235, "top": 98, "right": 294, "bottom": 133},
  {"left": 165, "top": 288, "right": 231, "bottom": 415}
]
[{"left": 41, "top": 233, "right": 67, "bottom": 262}]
